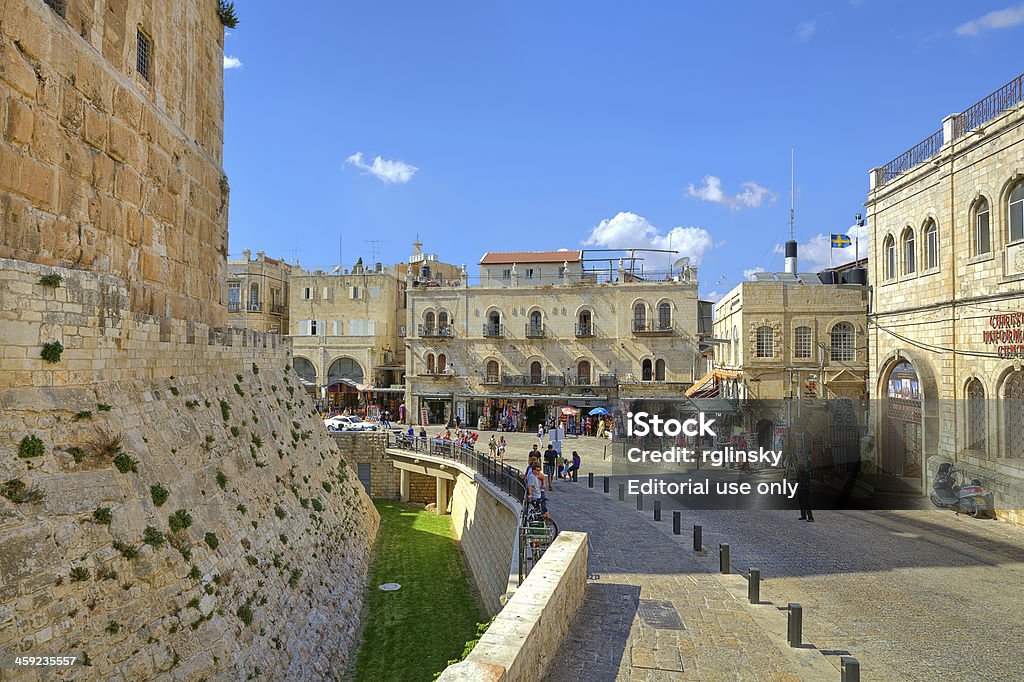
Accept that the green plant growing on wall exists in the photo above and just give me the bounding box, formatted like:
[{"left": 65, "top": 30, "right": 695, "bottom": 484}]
[
  {"left": 185, "top": 400, "right": 199, "bottom": 409},
  {"left": 230, "top": 426, "right": 240, "bottom": 438},
  {"left": 220, "top": 399, "right": 231, "bottom": 422},
  {"left": 112, "top": 540, "right": 139, "bottom": 560},
  {"left": 311, "top": 499, "right": 324, "bottom": 512},
  {"left": 252, "top": 363, "right": 259, "bottom": 375},
  {"left": 18, "top": 435, "right": 44, "bottom": 459},
  {"left": 150, "top": 484, "right": 170, "bottom": 507},
  {"left": 97, "top": 403, "right": 112, "bottom": 412},
  {"left": 236, "top": 503, "right": 247, "bottom": 515},
  {"left": 168, "top": 509, "right": 193, "bottom": 533},
  {"left": 251, "top": 434, "right": 262, "bottom": 448},
  {"left": 188, "top": 565, "right": 201, "bottom": 580},
  {"left": 274, "top": 505, "right": 286, "bottom": 519},
  {"left": 322, "top": 481, "right": 332, "bottom": 493},
  {"left": 73, "top": 410, "right": 93, "bottom": 421},
  {"left": 245, "top": 555, "right": 258, "bottom": 567},
  {"left": 204, "top": 532, "right": 219, "bottom": 550},
  {"left": 69, "top": 566, "right": 90, "bottom": 582},
  {"left": 38, "top": 273, "right": 63, "bottom": 287},
  {"left": 234, "top": 383, "right": 244, "bottom": 397},
  {"left": 90, "top": 429, "right": 124, "bottom": 459},
  {"left": 169, "top": 386, "right": 179, "bottom": 397},
  {"left": 105, "top": 621, "right": 120, "bottom": 635},
  {"left": 113, "top": 452, "right": 138, "bottom": 474},
  {"left": 237, "top": 602, "right": 253, "bottom": 627},
  {"left": 40, "top": 341, "right": 64, "bottom": 363},
  {"left": 203, "top": 434, "right": 215, "bottom": 452},
  {"left": 143, "top": 526, "right": 166, "bottom": 547},
  {"left": 215, "top": 471, "right": 228, "bottom": 490},
  {"left": 1, "top": 479, "right": 44, "bottom": 503},
  {"left": 67, "top": 446, "right": 86, "bottom": 463},
  {"left": 279, "top": 534, "right": 288, "bottom": 545},
  {"left": 288, "top": 569, "right": 302, "bottom": 588},
  {"left": 93, "top": 507, "right": 112, "bottom": 525}
]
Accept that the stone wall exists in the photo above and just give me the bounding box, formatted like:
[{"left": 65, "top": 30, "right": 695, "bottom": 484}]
[
  {"left": 0, "top": 259, "right": 378, "bottom": 680},
  {"left": 329, "top": 432, "right": 399, "bottom": 500},
  {"left": 409, "top": 472, "right": 436, "bottom": 506},
  {"left": 0, "top": 0, "right": 228, "bottom": 327},
  {"left": 438, "top": 531, "right": 589, "bottom": 682},
  {"left": 449, "top": 471, "right": 521, "bottom": 616}
]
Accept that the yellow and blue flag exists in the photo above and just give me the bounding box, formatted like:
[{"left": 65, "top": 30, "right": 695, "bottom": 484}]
[{"left": 831, "top": 234, "right": 852, "bottom": 248}]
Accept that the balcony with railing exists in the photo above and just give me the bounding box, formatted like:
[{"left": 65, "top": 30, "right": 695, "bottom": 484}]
[
  {"left": 247, "top": 302, "right": 261, "bottom": 312},
  {"left": 483, "top": 323, "right": 506, "bottom": 338},
  {"left": 575, "top": 322, "right": 595, "bottom": 338},
  {"left": 632, "top": 320, "right": 674, "bottom": 336},
  {"left": 419, "top": 325, "right": 454, "bottom": 338},
  {"left": 227, "top": 302, "right": 241, "bottom": 312},
  {"left": 271, "top": 304, "right": 286, "bottom": 315},
  {"left": 598, "top": 373, "right": 618, "bottom": 388},
  {"left": 525, "top": 323, "right": 546, "bottom": 338}
]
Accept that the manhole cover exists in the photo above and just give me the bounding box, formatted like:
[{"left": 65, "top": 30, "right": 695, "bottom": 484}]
[
  {"left": 378, "top": 583, "right": 401, "bottom": 591},
  {"left": 637, "top": 600, "right": 685, "bottom": 630}
]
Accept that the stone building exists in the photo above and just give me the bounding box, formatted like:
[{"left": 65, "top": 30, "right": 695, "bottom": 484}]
[
  {"left": 405, "top": 250, "right": 702, "bottom": 430},
  {"left": 0, "top": 2, "right": 376, "bottom": 678},
  {"left": 866, "top": 72, "right": 1024, "bottom": 519},
  {"left": 226, "top": 248, "right": 291, "bottom": 333},
  {"left": 708, "top": 264, "right": 869, "bottom": 455},
  {"left": 288, "top": 260, "right": 407, "bottom": 415}
]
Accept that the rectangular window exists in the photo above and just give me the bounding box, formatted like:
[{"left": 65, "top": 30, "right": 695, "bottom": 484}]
[
  {"left": 1011, "top": 198, "right": 1024, "bottom": 243},
  {"left": 136, "top": 30, "right": 151, "bottom": 81},
  {"left": 977, "top": 211, "right": 991, "bottom": 255},
  {"left": 351, "top": 286, "right": 360, "bottom": 299},
  {"left": 303, "top": 287, "right": 312, "bottom": 300},
  {"left": 227, "top": 283, "right": 240, "bottom": 308},
  {"left": 525, "top": 268, "right": 535, "bottom": 279},
  {"left": 926, "top": 230, "right": 938, "bottom": 269},
  {"left": 502, "top": 269, "right": 512, "bottom": 280},
  {"left": 332, "top": 320, "right": 341, "bottom": 336},
  {"left": 309, "top": 320, "right": 318, "bottom": 336},
  {"left": 794, "top": 327, "right": 812, "bottom": 359},
  {"left": 323, "top": 287, "right": 333, "bottom": 300}
]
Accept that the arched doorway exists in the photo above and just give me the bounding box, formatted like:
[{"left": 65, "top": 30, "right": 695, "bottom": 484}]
[
  {"left": 883, "top": 360, "right": 922, "bottom": 477},
  {"left": 293, "top": 357, "right": 317, "bottom": 394},
  {"left": 327, "top": 357, "right": 365, "bottom": 412}
]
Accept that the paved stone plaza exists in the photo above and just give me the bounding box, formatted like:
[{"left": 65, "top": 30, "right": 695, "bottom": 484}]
[{"left": 473, "top": 430, "right": 1024, "bottom": 680}]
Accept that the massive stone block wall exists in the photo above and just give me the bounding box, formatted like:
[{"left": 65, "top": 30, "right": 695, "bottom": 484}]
[
  {"left": 329, "top": 432, "right": 400, "bottom": 500},
  {"left": 0, "top": 260, "right": 379, "bottom": 679},
  {"left": 0, "top": 0, "right": 228, "bottom": 327}
]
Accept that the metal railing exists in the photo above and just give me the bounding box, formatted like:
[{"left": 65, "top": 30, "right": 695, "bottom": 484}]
[
  {"left": 954, "top": 73, "right": 1024, "bottom": 138},
  {"left": 632, "top": 321, "right": 674, "bottom": 335},
  {"left": 598, "top": 373, "right": 618, "bottom": 387},
  {"left": 271, "top": 304, "right": 286, "bottom": 315},
  {"left": 483, "top": 323, "right": 505, "bottom": 338},
  {"left": 525, "top": 323, "right": 546, "bottom": 338},
  {"left": 387, "top": 431, "right": 527, "bottom": 504},
  {"left": 227, "top": 302, "right": 241, "bottom": 312},
  {"left": 575, "top": 322, "right": 595, "bottom": 338},
  {"left": 419, "top": 325, "right": 454, "bottom": 338},
  {"left": 877, "top": 129, "right": 943, "bottom": 187}
]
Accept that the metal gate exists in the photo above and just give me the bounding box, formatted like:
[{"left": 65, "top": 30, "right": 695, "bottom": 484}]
[
  {"left": 1005, "top": 372, "right": 1024, "bottom": 457},
  {"left": 884, "top": 362, "right": 922, "bottom": 477}
]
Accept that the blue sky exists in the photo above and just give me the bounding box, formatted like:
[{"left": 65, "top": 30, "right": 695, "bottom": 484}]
[{"left": 223, "top": 1, "right": 1021, "bottom": 300}]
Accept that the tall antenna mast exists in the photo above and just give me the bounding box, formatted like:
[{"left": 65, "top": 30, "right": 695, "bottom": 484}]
[{"left": 784, "top": 147, "right": 798, "bottom": 275}]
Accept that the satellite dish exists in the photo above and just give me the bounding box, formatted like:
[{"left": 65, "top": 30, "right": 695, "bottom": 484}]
[
  {"left": 330, "top": 265, "right": 342, "bottom": 274},
  {"left": 673, "top": 257, "right": 690, "bottom": 268}
]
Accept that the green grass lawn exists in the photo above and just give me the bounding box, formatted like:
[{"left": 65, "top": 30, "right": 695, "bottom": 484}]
[{"left": 353, "top": 501, "right": 485, "bottom": 682}]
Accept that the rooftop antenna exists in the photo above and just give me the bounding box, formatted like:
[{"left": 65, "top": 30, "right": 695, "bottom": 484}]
[
  {"left": 785, "top": 147, "right": 798, "bottom": 275},
  {"left": 365, "top": 240, "right": 387, "bottom": 263}
]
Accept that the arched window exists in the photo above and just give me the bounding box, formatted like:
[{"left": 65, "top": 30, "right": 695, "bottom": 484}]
[
  {"left": 249, "top": 283, "right": 259, "bottom": 309},
  {"left": 528, "top": 310, "right": 543, "bottom": 337},
  {"left": 488, "top": 310, "right": 501, "bottom": 325},
  {"left": 437, "top": 310, "right": 449, "bottom": 329},
  {"left": 633, "top": 303, "right": 647, "bottom": 332},
  {"left": 755, "top": 326, "right": 773, "bottom": 358},
  {"left": 1009, "top": 180, "right": 1024, "bottom": 243},
  {"left": 830, "top": 322, "right": 855, "bottom": 362},
  {"left": 424, "top": 311, "right": 435, "bottom": 332},
  {"left": 967, "top": 379, "right": 986, "bottom": 453},
  {"left": 902, "top": 228, "right": 916, "bottom": 275},
  {"left": 577, "top": 360, "right": 591, "bottom": 386},
  {"left": 975, "top": 198, "right": 991, "bottom": 255},
  {"left": 529, "top": 310, "right": 542, "bottom": 327},
  {"left": 577, "top": 309, "right": 593, "bottom": 337},
  {"left": 655, "top": 358, "right": 666, "bottom": 381},
  {"left": 794, "top": 326, "right": 812, "bottom": 359},
  {"left": 657, "top": 302, "right": 671, "bottom": 330},
  {"left": 641, "top": 359, "right": 653, "bottom": 381},
  {"left": 923, "top": 220, "right": 938, "bottom": 270},
  {"left": 426, "top": 353, "right": 435, "bottom": 374},
  {"left": 884, "top": 236, "right": 896, "bottom": 280},
  {"left": 1005, "top": 371, "right": 1024, "bottom": 457},
  {"left": 530, "top": 361, "right": 542, "bottom": 384},
  {"left": 485, "top": 360, "right": 499, "bottom": 383},
  {"left": 437, "top": 353, "right": 447, "bottom": 373}
]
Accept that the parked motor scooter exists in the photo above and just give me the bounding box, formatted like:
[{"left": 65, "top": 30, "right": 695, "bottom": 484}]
[{"left": 929, "top": 463, "right": 994, "bottom": 518}]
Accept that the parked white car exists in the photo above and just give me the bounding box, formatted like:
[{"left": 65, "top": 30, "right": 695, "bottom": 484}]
[{"left": 324, "top": 416, "right": 378, "bottom": 432}]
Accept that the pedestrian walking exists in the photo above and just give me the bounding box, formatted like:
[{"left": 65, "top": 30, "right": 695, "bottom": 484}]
[
  {"left": 797, "top": 463, "right": 814, "bottom": 522},
  {"left": 497, "top": 436, "right": 507, "bottom": 461},
  {"left": 543, "top": 444, "right": 557, "bottom": 490},
  {"left": 566, "top": 450, "right": 581, "bottom": 482},
  {"left": 488, "top": 435, "right": 497, "bottom": 457}
]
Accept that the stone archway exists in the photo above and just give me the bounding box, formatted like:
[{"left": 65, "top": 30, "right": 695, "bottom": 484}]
[{"left": 877, "top": 350, "right": 938, "bottom": 483}]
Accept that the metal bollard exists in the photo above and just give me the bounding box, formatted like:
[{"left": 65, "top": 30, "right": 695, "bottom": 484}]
[
  {"left": 603, "top": 476, "right": 609, "bottom": 494},
  {"left": 673, "top": 511, "right": 681, "bottom": 535},
  {"left": 618, "top": 483, "right": 625, "bottom": 501},
  {"left": 787, "top": 603, "right": 802, "bottom": 647},
  {"left": 636, "top": 491, "right": 644, "bottom": 511},
  {"left": 748, "top": 568, "right": 760, "bottom": 604},
  {"left": 719, "top": 543, "right": 730, "bottom": 573},
  {"left": 653, "top": 500, "right": 661, "bottom": 521},
  {"left": 840, "top": 657, "right": 860, "bottom": 682},
  {"left": 693, "top": 524, "right": 702, "bottom": 552},
  {"left": 588, "top": 472, "right": 594, "bottom": 488}
]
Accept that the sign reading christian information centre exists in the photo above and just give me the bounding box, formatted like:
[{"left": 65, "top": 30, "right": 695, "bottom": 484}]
[{"left": 983, "top": 313, "right": 1024, "bottom": 358}]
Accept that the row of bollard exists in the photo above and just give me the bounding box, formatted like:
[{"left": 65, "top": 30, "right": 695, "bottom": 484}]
[{"left": 599, "top": 475, "right": 860, "bottom": 680}]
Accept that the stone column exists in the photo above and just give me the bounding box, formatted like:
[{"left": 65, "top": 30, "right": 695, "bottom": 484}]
[
  {"left": 435, "top": 477, "right": 448, "bottom": 514},
  {"left": 400, "top": 468, "right": 410, "bottom": 503}
]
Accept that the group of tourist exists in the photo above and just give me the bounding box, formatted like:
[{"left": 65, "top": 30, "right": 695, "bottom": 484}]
[{"left": 524, "top": 442, "right": 582, "bottom": 515}]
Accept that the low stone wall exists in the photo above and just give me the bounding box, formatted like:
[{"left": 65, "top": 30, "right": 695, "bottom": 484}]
[
  {"left": 449, "top": 472, "right": 521, "bottom": 615},
  {"left": 329, "top": 432, "right": 399, "bottom": 499},
  {"left": 438, "top": 531, "right": 588, "bottom": 682}
]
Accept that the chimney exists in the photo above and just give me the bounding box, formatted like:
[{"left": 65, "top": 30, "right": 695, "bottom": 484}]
[
  {"left": 784, "top": 240, "right": 798, "bottom": 275},
  {"left": 241, "top": 248, "right": 251, "bottom": 262}
]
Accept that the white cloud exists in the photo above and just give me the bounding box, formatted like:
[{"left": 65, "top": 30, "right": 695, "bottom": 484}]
[
  {"left": 582, "top": 212, "right": 716, "bottom": 268},
  {"left": 795, "top": 20, "right": 817, "bottom": 42},
  {"left": 956, "top": 3, "right": 1024, "bottom": 36},
  {"left": 743, "top": 266, "right": 766, "bottom": 279},
  {"left": 704, "top": 290, "right": 723, "bottom": 303},
  {"left": 685, "top": 176, "right": 776, "bottom": 211},
  {"left": 344, "top": 152, "right": 418, "bottom": 184},
  {"left": 223, "top": 55, "right": 243, "bottom": 69},
  {"left": 773, "top": 223, "right": 869, "bottom": 271}
]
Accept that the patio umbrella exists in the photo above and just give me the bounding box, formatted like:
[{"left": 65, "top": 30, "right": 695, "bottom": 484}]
[
  {"left": 588, "top": 407, "right": 609, "bottom": 416},
  {"left": 561, "top": 406, "right": 580, "bottom": 416}
]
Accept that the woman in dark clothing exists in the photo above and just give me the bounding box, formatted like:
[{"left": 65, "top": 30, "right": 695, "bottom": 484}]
[{"left": 797, "top": 463, "right": 814, "bottom": 522}]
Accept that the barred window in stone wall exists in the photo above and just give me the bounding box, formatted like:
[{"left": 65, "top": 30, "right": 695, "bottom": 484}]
[
  {"left": 657, "top": 303, "right": 671, "bottom": 330},
  {"left": 633, "top": 303, "right": 647, "bottom": 332},
  {"left": 884, "top": 236, "right": 896, "bottom": 280},
  {"left": 43, "top": 0, "right": 67, "bottom": 18},
  {"left": 655, "top": 358, "right": 666, "bottom": 381},
  {"left": 794, "top": 326, "right": 812, "bottom": 359},
  {"left": 967, "top": 379, "right": 986, "bottom": 453},
  {"left": 830, "top": 323, "right": 855, "bottom": 362},
  {"left": 642, "top": 359, "right": 653, "bottom": 381},
  {"left": 924, "top": 220, "right": 938, "bottom": 270},
  {"left": 1010, "top": 181, "right": 1024, "bottom": 243},
  {"left": 1004, "top": 371, "right": 1024, "bottom": 457},
  {"left": 755, "top": 326, "right": 773, "bottom": 358},
  {"left": 486, "top": 360, "right": 500, "bottom": 383},
  {"left": 975, "top": 198, "right": 991, "bottom": 255},
  {"left": 902, "top": 228, "right": 916, "bottom": 274},
  {"left": 137, "top": 30, "right": 152, "bottom": 81}
]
